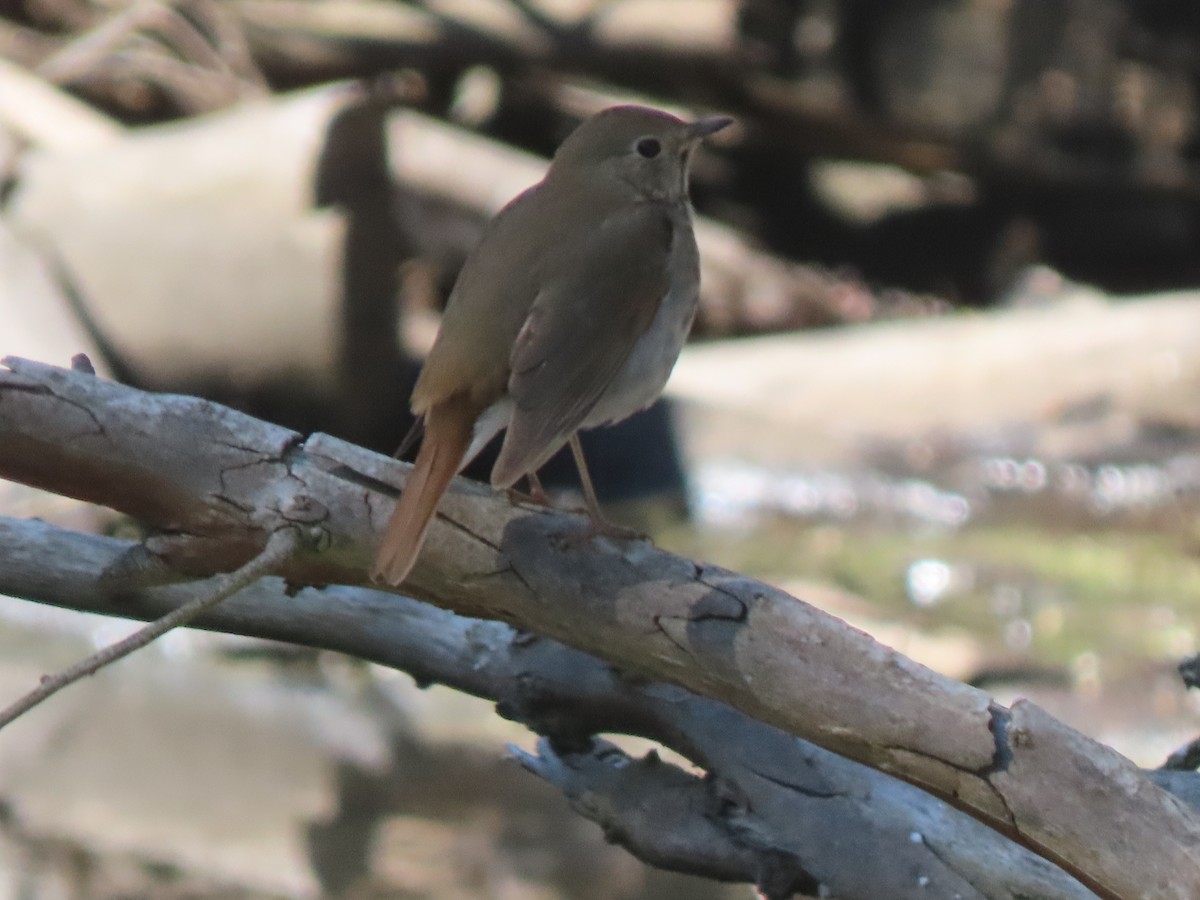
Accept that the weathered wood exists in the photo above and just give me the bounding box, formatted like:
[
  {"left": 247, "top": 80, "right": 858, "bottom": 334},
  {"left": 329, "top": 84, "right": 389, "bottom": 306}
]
[
  {"left": 0, "top": 222, "right": 111, "bottom": 377},
  {"left": 0, "top": 56, "right": 122, "bottom": 150},
  {"left": 6, "top": 84, "right": 352, "bottom": 393},
  {"left": 0, "top": 515, "right": 1097, "bottom": 899},
  {"left": 1, "top": 357, "right": 1197, "bottom": 898},
  {"left": 669, "top": 290, "right": 1200, "bottom": 465}
]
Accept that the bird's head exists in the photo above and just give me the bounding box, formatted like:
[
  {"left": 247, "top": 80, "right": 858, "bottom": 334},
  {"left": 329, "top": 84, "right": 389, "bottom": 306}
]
[{"left": 548, "top": 105, "right": 733, "bottom": 203}]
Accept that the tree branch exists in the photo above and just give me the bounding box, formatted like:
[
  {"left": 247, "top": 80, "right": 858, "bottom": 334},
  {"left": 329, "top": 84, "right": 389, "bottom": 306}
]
[
  {"left": 0, "top": 515, "right": 1095, "bottom": 899},
  {"left": 1, "top": 356, "right": 1198, "bottom": 897},
  {"left": 0, "top": 522, "right": 308, "bottom": 729}
]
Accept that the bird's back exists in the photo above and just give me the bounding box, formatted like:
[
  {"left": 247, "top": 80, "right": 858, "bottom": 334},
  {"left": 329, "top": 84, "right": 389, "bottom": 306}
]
[{"left": 411, "top": 174, "right": 639, "bottom": 415}]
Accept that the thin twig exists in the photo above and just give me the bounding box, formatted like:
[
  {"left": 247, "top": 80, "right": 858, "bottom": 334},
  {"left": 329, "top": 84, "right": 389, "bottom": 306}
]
[
  {"left": 36, "top": 0, "right": 265, "bottom": 109},
  {"left": 37, "top": 0, "right": 178, "bottom": 84},
  {"left": 0, "top": 525, "right": 305, "bottom": 730}
]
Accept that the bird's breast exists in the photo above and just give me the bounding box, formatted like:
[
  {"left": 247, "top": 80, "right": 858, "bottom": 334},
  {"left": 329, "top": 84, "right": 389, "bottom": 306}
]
[{"left": 583, "top": 262, "right": 699, "bottom": 428}]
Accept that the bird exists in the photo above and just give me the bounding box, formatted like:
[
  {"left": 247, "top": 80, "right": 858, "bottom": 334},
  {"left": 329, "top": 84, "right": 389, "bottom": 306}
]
[{"left": 372, "top": 104, "right": 732, "bottom": 586}]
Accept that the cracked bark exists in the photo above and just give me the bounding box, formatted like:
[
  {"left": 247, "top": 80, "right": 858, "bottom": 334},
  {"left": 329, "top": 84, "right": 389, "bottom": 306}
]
[
  {"left": 2, "top": 357, "right": 1199, "bottom": 898},
  {"left": 0, "top": 516, "right": 1096, "bottom": 899}
]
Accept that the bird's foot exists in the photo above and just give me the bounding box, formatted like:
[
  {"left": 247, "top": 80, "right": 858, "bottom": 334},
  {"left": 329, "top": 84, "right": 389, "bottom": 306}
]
[
  {"left": 505, "top": 486, "right": 542, "bottom": 506},
  {"left": 506, "top": 472, "right": 552, "bottom": 507},
  {"left": 555, "top": 509, "right": 648, "bottom": 551}
]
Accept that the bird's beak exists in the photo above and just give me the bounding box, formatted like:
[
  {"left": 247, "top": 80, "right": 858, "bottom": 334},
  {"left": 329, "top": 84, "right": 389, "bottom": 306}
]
[{"left": 686, "top": 115, "right": 734, "bottom": 141}]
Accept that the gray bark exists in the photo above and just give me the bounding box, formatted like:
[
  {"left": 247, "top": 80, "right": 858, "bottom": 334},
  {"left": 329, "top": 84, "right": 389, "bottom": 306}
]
[
  {"left": 0, "top": 515, "right": 1094, "bottom": 899},
  {"left": 2, "top": 357, "right": 1199, "bottom": 897}
]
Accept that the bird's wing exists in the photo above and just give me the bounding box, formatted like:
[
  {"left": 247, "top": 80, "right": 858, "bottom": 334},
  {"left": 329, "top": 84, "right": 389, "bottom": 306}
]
[
  {"left": 489, "top": 202, "right": 673, "bottom": 487},
  {"left": 410, "top": 184, "right": 546, "bottom": 414}
]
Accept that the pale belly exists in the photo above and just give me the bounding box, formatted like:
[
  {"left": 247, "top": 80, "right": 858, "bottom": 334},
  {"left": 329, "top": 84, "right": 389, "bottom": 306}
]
[
  {"left": 462, "top": 280, "right": 697, "bottom": 475},
  {"left": 582, "top": 280, "right": 698, "bottom": 429}
]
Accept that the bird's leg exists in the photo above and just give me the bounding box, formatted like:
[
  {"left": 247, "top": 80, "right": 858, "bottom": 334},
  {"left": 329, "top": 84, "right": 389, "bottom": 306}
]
[
  {"left": 525, "top": 471, "right": 551, "bottom": 506},
  {"left": 505, "top": 470, "right": 552, "bottom": 506},
  {"left": 392, "top": 416, "right": 424, "bottom": 459},
  {"left": 567, "top": 434, "right": 645, "bottom": 542}
]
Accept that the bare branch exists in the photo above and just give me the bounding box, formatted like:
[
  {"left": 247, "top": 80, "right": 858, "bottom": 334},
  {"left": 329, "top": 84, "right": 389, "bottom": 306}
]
[
  {"left": 0, "top": 515, "right": 1097, "bottom": 898},
  {"left": 1, "top": 357, "right": 1198, "bottom": 897},
  {"left": 0, "top": 523, "right": 308, "bottom": 730},
  {"left": 511, "top": 737, "right": 807, "bottom": 897}
]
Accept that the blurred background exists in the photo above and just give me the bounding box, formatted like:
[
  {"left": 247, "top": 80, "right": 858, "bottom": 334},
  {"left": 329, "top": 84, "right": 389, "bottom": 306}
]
[{"left": 3, "top": 0, "right": 1200, "bottom": 896}]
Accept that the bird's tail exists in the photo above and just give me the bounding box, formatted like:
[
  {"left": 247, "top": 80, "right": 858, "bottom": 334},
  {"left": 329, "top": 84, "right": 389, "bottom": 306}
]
[{"left": 371, "top": 395, "right": 477, "bottom": 586}]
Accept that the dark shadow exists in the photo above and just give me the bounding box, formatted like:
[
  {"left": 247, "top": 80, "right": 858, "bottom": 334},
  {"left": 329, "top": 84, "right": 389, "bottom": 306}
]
[{"left": 314, "top": 83, "right": 422, "bottom": 452}]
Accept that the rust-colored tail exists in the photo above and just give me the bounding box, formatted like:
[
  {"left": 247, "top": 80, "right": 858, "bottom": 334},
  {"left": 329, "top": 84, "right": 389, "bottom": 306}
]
[{"left": 372, "top": 396, "right": 478, "bottom": 586}]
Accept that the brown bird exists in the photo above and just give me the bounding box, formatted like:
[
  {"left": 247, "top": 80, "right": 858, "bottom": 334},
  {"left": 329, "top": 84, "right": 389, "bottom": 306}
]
[{"left": 372, "top": 105, "right": 732, "bottom": 586}]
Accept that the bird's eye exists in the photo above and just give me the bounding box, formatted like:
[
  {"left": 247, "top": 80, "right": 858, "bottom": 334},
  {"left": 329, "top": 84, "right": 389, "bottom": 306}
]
[{"left": 635, "top": 137, "right": 661, "bottom": 159}]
